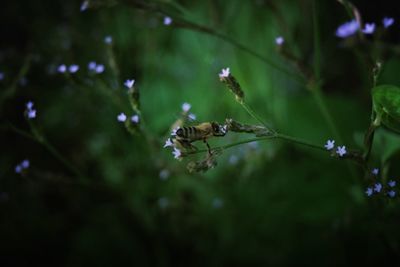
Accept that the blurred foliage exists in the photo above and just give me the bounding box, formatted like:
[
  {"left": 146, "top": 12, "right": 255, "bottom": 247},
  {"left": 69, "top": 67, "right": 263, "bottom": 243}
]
[{"left": 1, "top": 0, "right": 400, "bottom": 266}]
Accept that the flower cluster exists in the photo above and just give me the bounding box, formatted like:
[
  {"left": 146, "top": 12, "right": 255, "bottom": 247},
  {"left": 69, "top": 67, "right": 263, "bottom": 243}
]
[
  {"left": 336, "top": 17, "right": 394, "bottom": 38},
  {"left": 88, "top": 61, "right": 105, "bottom": 74},
  {"left": 324, "top": 139, "right": 347, "bottom": 157},
  {"left": 25, "top": 101, "right": 37, "bottom": 119},
  {"left": 117, "top": 112, "right": 140, "bottom": 124},
  {"left": 219, "top": 67, "right": 245, "bottom": 102},
  {"left": 57, "top": 64, "right": 79, "bottom": 74},
  {"left": 181, "top": 102, "right": 196, "bottom": 122},
  {"left": 365, "top": 168, "right": 396, "bottom": 198},
  {"left": 15, "top": 159, "right": 30, "bottom": 174}
]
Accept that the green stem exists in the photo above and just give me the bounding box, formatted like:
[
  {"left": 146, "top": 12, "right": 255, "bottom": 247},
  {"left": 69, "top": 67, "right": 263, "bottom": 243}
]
[
  {"left": 27, "top": 120, "right": 88, "bottom": 182},
  {"left": 275, "top": 133, "right": 326, "bottom": 151},
  {"left": 311, "top": 88, "right": 342, "bottom": 142},
  {"left": 240, "top": 101, "right": 274, "bottom": 132},
  {"left": 186, "top": 136, "right": 275, "bottom": 155}
]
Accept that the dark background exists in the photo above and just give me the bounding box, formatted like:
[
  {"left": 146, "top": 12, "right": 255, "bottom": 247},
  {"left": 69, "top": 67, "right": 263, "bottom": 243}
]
[{"left": 1, "top": 0, "right": 400, "bottom": 266}]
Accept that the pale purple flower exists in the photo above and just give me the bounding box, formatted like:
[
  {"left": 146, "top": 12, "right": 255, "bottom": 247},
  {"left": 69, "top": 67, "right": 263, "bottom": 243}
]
[
  {"left": 25, "top": 101, "right": 36, "bottom": 119},
  {"left": 336, "top": 20, "right": 359, "bottom": 38},
  {"left": 15, "top": 165, "right": 22, "bottom": 174},
  {"left": 374, "top": 182, "right": 382, "bottom": 193},
  {"left": 172, "top": 147, "right": 181, "bottom": 159},
  {"left": 104, "top": 35, "right": 112, "bottom": 44},
  {"left": 188, "top": 113, "right": 196, "bottom": 121},
  {"left": 117, "top": 113, "right": 127, "bottom": 122},
  {"left": 219, "top": 67, "right": 230, "bottom": 79},
  {"left": 131, "top": 115, "right": 139, "bottom": 123},
  {"left": 182, "top": 102, "right": 191, "bottom": 112},
  {"left": 15, "top": 159, "right": 30, "bottom": 174},
  {"left": 158, "top": 197, "right": 169, "bottom": 209},
  {"left": 68, "top": 64, "right": 79, "bottom": 73},
  {"left": 388, "top": 180, "right": 396, "bottom": 187},
  {"left": 275, "top": 36, "right": 284, "bottom": 46},
  {"left": 88, "top": 61, "right": 97, "bottom": 71},
  {"left": 212, "top": 198, "right": 224, "bottom": 209},
  {"left": 26, "top": 101, "right": 34, "bottom": 110},
  {"left": 57, "top": 64, "right": 67, "bottom": 73},
  {"left": 388, "top": 190, "right": 396, "bottom": 198},
  {"left": 229, "top": 155, "right": 239, "bottom": 165},
  {"left": 80, "top": 1, "right": 89, "bottom": 12},
  {"left": 0, "top": 72, "right": 4, "bottom": 80},
  {"left": 159, "top": 169, "right": 170, "bottom": 180},
  {"left": 95, "top": 64, "right": 105, "bottom": 74},
  {"left": 324, "top": 139, "right": 335, "bottom": 150},
  {"left": 124, "top": 79, "right": 135, "bottom": 89},
  {"left": 164, "top": 138, "right": 173, "bottom": 148},
  {"left": 27, "top": 109, "right": 36, "bottom": 119},
  {"left": 383, "top": 17, "right": 394, "bottom": 28},
  {"left": 362, "top": 23, "right": 375, "bottom": 34},
  {"left": 21, "top": 160, "right": 30, "bottom": 168},
  {"left": 372, "top": 168, "right": 379, "bottom": 175},
  {"left": 336, "top": 146, "right": 347, "bottom": 157},
  {"left": 163, "top": 16, "right": 172, "bottom": 25},
  {"left": 365, "top": 187, "right": 373, "bottom": 197}
]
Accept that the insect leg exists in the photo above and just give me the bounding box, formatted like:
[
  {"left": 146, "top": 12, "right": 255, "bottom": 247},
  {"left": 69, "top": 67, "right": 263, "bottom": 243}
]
[{"left": 203, "top": 138, "right": 212, "bottom": 155}]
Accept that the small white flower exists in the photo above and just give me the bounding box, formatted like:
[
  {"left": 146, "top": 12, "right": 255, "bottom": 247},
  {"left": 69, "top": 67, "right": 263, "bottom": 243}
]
[
  {"left": 69, "top": 64, "right": 79, "bottom": 73},
  {"left": 57, "top": 64, "right": 67, "bottom": 73},
  {"left": 219, "top": 67, "right": 230, "bottom": 79},
  {"left": 229, "top": 155, "right": 239, "bottom": 165},
  {"left": 158, "top": 197, "right": 169, "bottom": 209},
  {"left": 212, "top": 198, "right": 224, "bottom": 209},
  {"left": 336, "top": 146, "right": 347, "bottom": 157},
  {"left": 171, "top": 127, "right": 179, "bottom": 136},
  {"left": 188, "top": 113, "right": 196, "bottom": 121},
  {"left": 131, "top": 115, "right": 139, "bottom": 123},
  {"left": 324, "top": 139, "right": 335, "bottom": 150},
  {"left": 172, "top": 147, "right": 181, "bottom": 159},
  {"left": 80, "top": 1, "right": 89, "bottom": 12},
  {"left": 117, "top": 113, "right": 127, "bottom": 122},
  {"left": 104, "top": 35, "right": 112, "bottom": 44},
  {"left": 275, "top": 36, "right": 284, "bottom": 45},
  {"left": 124, "top": 79, "right": 135, "bottom": 89},
  {"left": 182, "top": 102, "right": 191, "bottom": 112},
  {"left": 163, "top": 16, "right": 172, "bottom": 25},
  {"left": 159, "top": 169, "right": 170, "bottom": 180},
  {"left": 164, "top": 138, "right": 174, "bottom": 148}
]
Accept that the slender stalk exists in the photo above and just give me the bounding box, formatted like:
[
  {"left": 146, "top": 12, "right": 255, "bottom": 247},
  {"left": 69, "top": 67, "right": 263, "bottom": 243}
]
[
  {"left": 27, "top": 120, "right": 88, "bottom": 182},
  {"left": 185, "top": 136, "right": 276, "bottom": 155},
  {"left": 240, "top": 102, "right": 275, "bottom": 133},
  {"left": 275, "top": 133, "right": 326, "bottom": 151}
]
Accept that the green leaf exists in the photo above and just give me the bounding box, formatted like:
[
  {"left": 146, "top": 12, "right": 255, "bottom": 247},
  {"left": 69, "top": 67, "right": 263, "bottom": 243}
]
[{"left": 372, "top": 84, "right": 400, "bottom": 134}]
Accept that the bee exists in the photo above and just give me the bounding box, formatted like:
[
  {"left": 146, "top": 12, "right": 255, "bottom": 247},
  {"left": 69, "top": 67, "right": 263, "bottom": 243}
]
[{"left": 172, "top": 122, "right": 227, "bottom": 154}]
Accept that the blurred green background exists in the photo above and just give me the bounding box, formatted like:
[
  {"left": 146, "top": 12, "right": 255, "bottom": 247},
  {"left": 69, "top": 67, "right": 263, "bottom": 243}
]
[{"left": 1, "top": 0, "right": 400, "bottom": 266}]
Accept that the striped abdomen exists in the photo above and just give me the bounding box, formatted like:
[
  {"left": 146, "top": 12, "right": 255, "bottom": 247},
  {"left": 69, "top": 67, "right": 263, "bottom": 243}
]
[{"left": 176, "top": 126, "right": 208, "bottom": 142}]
